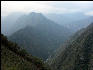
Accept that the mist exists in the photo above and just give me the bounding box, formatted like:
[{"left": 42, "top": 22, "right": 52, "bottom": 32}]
[{"left": 1, "top": 1, "right": 93, "bottom": 16}]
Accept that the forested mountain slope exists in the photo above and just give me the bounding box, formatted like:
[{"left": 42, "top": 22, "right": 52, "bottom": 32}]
[
  {"left": 1, "top": 34, "right": 50, "bottom": 70},
  {"left": 47, "top": 23, "right": 93, "bottom": 70}
]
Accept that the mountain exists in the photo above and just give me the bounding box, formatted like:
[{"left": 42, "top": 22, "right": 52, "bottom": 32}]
[
  {"left": 45, "top": 13, "right": 93, "bottom": 32},
  {"left": 2, "top": 12, "right": 93, "bottom": 36},
  {"left": 1, "top": 34, "right": 51, "bottom": 70},
  {"left": 47, "top": 23, "right": 93, "bottom": 70},
  {"left": 9, "top": 12, "right": 51, "bottom": 34},
  {"left": 45, "top": 13, "right": 89, "bottom": 25},
  {"left": 8, "top": 12, "right": 73, "bottom": 60},
  {"left": 66, "top": 16, "right": 93, "bottom": 32},
  {"left": 1, "top": 12, "right": 24, "bottom": 36}
]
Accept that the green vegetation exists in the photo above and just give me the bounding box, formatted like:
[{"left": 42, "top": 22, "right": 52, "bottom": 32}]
[
  {"left": 1, "top": 34, "right": 51, "bottom": 70},
  {"left": 47, "top": 23, "right": 93, "bottom": 70}
]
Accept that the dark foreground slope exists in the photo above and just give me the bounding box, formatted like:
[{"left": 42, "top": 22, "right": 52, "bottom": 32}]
[
  {"left": 47, "top": 23, "right": 93, "bottom": 70},
  {"left": 1, "top": 34, "right": 50, "bottom": 70}
]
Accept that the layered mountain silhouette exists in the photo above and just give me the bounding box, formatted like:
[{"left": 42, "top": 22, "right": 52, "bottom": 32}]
[
  {"left": 1, "top": 12, "right": 93, "bottom": 70},
  {"left": 1, "top": 12, "right": 24, "bottom": 36},
  {"left": 47, "top": 23, "right": 93, "bottom": 70},
  {"left": 66, "top": 16, "right": 93, "bottom": 32},
  {"left": 2, "top": 12, "right": 93, "bottom": 36},
  {"left": 46, "top": 13, "right": 93, "bottom": 32},
  {"left": 8, "top": 12, "right": 72, "bottom": 60}
]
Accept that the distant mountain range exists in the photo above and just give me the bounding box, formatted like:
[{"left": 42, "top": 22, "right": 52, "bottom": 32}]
[
  {"left": 1, "top": 12, "right": 24, "bottom": 36},
  {"left": 2, "top": 12, "right": 93, "bottom": 36},
  {"left": 47, "top": 23, "right": 93, "bottom": 70},
  {"left": 66, "top": 16, "right": 93, "bottom": 32},
  {"left": 8, "top": 12, "right": 72, "bottom": 60},
  {"left": 45, "top": 13, "right": 93, "bottom": 32},
  {"left": 2, "top": 12, "right": 93, "bottom": 61}
]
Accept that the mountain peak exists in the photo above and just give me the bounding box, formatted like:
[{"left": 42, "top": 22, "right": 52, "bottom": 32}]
[
  {"left": 27, "top": 12, "right": 47, "bottom": 22},
  {"left": 29, "top": 12, "right": 44, "bottom": 17}
]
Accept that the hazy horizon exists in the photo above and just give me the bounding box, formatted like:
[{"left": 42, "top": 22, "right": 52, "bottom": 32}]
[{"left": 1, "top": 1, "right": 93, "bottom": 16}]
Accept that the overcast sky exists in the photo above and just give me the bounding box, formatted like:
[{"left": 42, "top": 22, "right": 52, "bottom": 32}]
[{"left": 1, "top": 1, "right": 93, "bottom": 16}]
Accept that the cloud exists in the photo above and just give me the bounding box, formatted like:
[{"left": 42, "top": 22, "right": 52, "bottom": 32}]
[
  {"left": 1, "top": 1, "right": 54, "bottom": 16},
  {"left": 1, "top": 1, "right": 93, "bottom": 16},
  {"left": 85, "top": 11, "right": 93, "bottom": 16}
]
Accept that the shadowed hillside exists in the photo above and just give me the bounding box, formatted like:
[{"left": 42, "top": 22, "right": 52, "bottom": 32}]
[
  {"left": 47, "top": 23, "right": 93, "bottom": 70},
  {"left": 1, "top": 34, "right": 51, "bottom": 70}
]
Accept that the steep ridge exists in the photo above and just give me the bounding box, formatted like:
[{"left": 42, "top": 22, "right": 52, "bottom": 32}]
[
  {"left": 47, "top": 23, "right": 93, "bottom": 70},
  {"left": 1, "top": 34, "right": 51, "bottom": 70}
]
